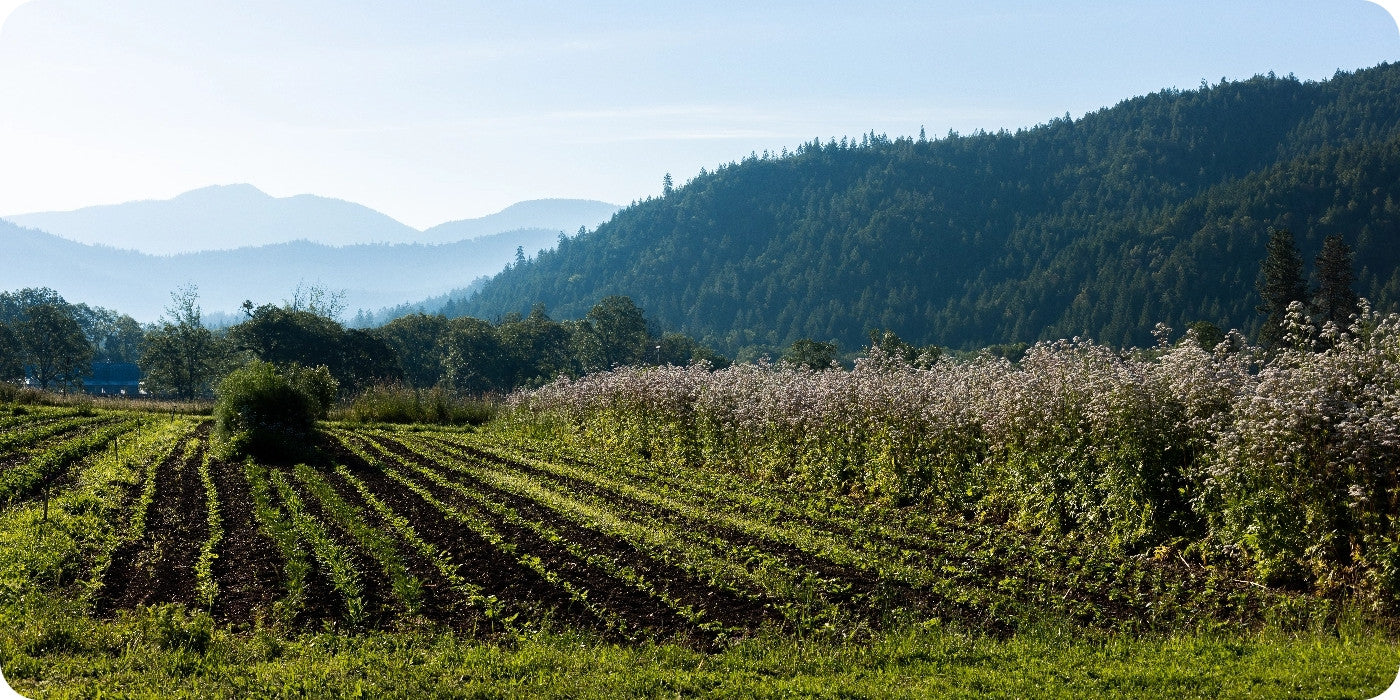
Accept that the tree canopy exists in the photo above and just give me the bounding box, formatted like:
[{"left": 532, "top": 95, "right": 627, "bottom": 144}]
[{"left": 454, "top": 64, "right": 1400, "bottom": 353}]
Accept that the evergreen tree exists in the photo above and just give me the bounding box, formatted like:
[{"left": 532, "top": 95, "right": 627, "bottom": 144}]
[
  {"left": 1255, "top": 228, "right": 1308, "bottom": 349},
  {"left": 1312, "top": 234, "right": 1359, "bottom": 329},
  {"left": 782, "top": 339, "right": 838, "bottom": 370}
]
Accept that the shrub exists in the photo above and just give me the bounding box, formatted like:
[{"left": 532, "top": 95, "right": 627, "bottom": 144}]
[{"left": 214, "top": 361, "right": 334, "bottom": 459}]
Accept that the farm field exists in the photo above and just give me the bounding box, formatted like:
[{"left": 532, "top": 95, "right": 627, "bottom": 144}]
[{"left": 0, "top": 404, "right": 1395, "bottom": 698}]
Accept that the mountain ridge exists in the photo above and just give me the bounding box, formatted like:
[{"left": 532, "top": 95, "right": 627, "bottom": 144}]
[
  {"left": 1, "top": 221, "right": 572, "bottom": 322},
  {"left": 4, "top": 186, "right": 619, "bottom": 255},
  {"left": 454, "top": 64, "right": 1400, "bottom": 354}
]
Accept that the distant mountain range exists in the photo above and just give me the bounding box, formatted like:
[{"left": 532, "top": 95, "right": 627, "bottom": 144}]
[
  {"left": 4, "top": 185, "right": 619, "bottom": 255},
  {"left": 457, "top": 63, "right": 1400, "bottom": 354},
  {"left": 2, "top": 190, "right": 619, "bottom": 320}
]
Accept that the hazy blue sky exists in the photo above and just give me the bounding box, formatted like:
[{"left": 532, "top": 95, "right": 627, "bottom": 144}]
[{"left": 1, "top": 1, "right": 1398, "bottom": 229}]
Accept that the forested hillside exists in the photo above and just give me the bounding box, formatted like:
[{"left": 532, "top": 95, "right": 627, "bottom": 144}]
[{"left": 459, "top": 64, "right": 1400, "bottom": 354}]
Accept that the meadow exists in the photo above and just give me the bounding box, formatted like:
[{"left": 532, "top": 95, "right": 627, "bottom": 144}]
[{"left": 1, "top": 308, "right": 1398, "bottom": 697}]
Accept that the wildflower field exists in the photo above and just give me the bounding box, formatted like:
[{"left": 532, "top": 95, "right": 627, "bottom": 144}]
[{"left": 1, "top": 310, "right": 1398, "bottom": 697}]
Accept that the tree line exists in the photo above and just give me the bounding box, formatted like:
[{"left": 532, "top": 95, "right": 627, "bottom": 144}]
[
  {"left": 0, "top": 286, "right": 725, "bottom": 401},
  {"left": 0, "top": 221, "right": 1361, "bottom": 403}
]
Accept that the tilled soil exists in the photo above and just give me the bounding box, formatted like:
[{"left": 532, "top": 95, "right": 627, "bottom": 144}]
[
  {"left": 330, "top": 433, "right": 605, "bottom": 633},
  {"left": 209, "top": 453, "right": 285, "bottom": 627},
  {"left": 315, "top": 446, "right": 483, "bottom": 628},
  {"left": 94, "top": 426, "right": 209, "bottom": 615},
  {"left": 390, "top": 435, "right": 778, "bottom": 638},
  {"left": 275, "top": 464, "right": 400, "bottom": 628}
]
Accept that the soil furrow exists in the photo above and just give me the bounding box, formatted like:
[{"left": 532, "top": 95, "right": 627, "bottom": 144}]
[
  {"left": 414, "top": 435, "right": 996, "bottom": 629},
  {"left": 327, "top": 433, "right": 602, "bottom": 633},
  {"left": 372, "top": 434, "right": 775, "bottom": 640},
  {"left": 276, "top": 464, "right": 399, "bottom": 628},
  {"left": 209, "top": 452, "right": 284, "bottom": 627},
  {"left": 94, "top": 425, "right": 210, "bottom": 615},
  {"left": 321, "top": 464, "right": 477, "bottom": 628},
  {"left": 407, "top": 435, "right": 882, "bottom": 602}
]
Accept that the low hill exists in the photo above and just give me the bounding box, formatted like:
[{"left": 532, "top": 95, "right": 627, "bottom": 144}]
[
  {"left": 421, "top": 199, "right": 620, "bottom": 244},
  {"left": 457, "top": 64, "right": 1400, "bottom": 354},
  {"left": 0, "top": 221, "right": 568, "bottom": 321},
  {"left": 4, "top": 184, "right": 417, "bottom": 254},
  {"left": 4, "top": 186, "right": 619, "bottom": 255}
]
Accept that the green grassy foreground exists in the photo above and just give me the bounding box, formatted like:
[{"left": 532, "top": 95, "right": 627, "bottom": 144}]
[{"left": 2, "top": 600, "right": 1396, "bottom": 699}]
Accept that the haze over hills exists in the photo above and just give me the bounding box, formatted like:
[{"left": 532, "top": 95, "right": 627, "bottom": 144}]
[
  {"left": 3, "top": 185, "right": 619, "bottom": 255},
  {"left": 421, "top": 200, "right": 622, "bottom": 245},
  {"left": 2, "top": 216, "right": 594, "bottom": 322},
  {"left": 456, "top": 64, "right": 1400, "bottom": 355}
]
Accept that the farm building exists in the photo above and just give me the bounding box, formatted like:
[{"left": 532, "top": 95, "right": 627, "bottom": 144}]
[{"left": 82, "top": 361, "right": 142, "bottom": 395}]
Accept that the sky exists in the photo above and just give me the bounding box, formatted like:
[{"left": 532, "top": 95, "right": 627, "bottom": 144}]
[{"left": 0, "top": 1, "right": 1398, "bottom": 231}]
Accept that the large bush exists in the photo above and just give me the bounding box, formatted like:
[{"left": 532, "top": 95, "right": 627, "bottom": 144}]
[{"left": 213, "top": 361, "right": 337, "bottom": 459}]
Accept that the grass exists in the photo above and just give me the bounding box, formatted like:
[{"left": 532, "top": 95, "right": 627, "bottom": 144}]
[
  {"left": 0, "top": 384, "right": 216, "bottom": 416},
  {"left": 331, "top": 384, "right": 498, "bottom": 427},
  {"left": 1, "top": 600, "right": 1395, "bottom": 698}
]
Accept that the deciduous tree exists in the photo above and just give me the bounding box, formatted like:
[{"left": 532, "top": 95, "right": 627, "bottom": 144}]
[
  {"left": 17, "top": 303, "right": 92, "bottom": 390},
  {"left": 140, "top": 285, "right": 228, "bottom": 399}
]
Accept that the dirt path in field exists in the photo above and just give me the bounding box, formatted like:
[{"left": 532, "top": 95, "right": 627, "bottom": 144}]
[
  {"left": 94, "top": 424, "right": 210, "bottom": 615},
  {"left": 209, "top": 454, "right": 284, "bottom": 627}
]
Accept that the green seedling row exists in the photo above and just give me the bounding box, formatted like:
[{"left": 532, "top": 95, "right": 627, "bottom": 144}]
[
  {"left": 0, "top": 417, "right": 140, "bottom": 506},
  {"left": 0, "top": 406, "right": 76, "bottom": 433},
  {"left": 371, "top": 431, "right": 848, "bottom": 630},
  {"left": 414, "top": 432, "right": 890, "bottom": 595},
  {"left": 367, "top": 434, "right": 726, "bottom": 633},
  {"left": 126, "top": 434, "right": 200, "bottom": 542},
  {"left": 500, "top": 429, "right": 1281, "bottom": 629},
  {"left": 0, "top": 412, "right": 105, "bottom": 452},
  {"left": 328, "top": 438, "right": 500, "bottom": 618},
  {"left": 292, "top": 462, "right": 423, "bottom": 617},
  {"left": 244, "top": 460, "right": 314, "bottom": 625},
  {"left": 0, "top": 416, "right": 196, "bottom": 606},
  {"left": 353, "top": 438, "right": 636, "bottom": 635},
  {"left": 194, "top": 449, "right": 223, "bottom": 610},
  {"left": 267, "top": 467, "right": 367, "bottom": 625}
]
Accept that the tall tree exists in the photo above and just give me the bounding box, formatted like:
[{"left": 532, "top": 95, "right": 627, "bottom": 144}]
[
  {"left": 140, "top": 285, "right": 227, "bottom": 399},
  {"left": 376, "top": 313, "right": 450, "bottom": 388},
  {"left": 585, "top": 296, "right": 651, "bottom": 368},
  {"left": 0, "top": 323, "right": 23, "bottom": 384},
  {"left": 1312, "top": 234, "right": 1359, "bottom": 329},
  {"left": 17, "top": 303, "right": 93, "bottom": 390},
  {"left": 1255, "top": 228, "right": 1308, "bottom": 349},
  {"left": 782, "top": 338, "right": 838, "bottom": 369},
  {"left": 439, "top": 316, "right": 505, "bottom": 394}
]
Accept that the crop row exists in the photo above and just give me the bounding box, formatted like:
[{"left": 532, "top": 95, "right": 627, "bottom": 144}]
[
  {"left": 414, "top": 427, "right": 1279, "bottom": 630},
  {"left": 0, "top": 412, "right": 109, "bottom": 455},
  {"left": 0, "top": 414, "right": 198, "bottom": 608},
  {"left": 356, "top": 431, "right": 794, "bottom": 632},
  {"left": 0, "top": 416, "right": 142, "bottom": 506}
]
